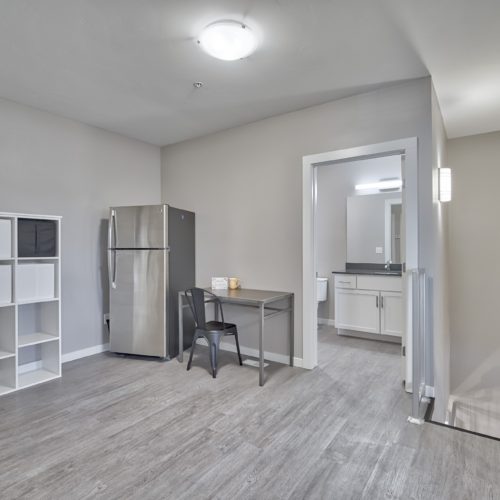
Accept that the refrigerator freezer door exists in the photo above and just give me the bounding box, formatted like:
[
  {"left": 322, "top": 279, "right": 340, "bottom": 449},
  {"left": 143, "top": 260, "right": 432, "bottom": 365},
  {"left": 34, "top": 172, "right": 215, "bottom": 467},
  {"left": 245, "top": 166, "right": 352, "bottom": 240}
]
[
  {"left": 110, "top": 205, "right": 167, "bottom": 249},
  {"left": 109, "top": 249, "right": 166, "bottom": 357}
]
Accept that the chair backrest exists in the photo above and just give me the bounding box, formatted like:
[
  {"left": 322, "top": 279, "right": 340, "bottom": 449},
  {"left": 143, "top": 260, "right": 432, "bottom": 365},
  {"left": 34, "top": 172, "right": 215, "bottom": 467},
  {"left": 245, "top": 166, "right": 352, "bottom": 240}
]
[
  {"left": 185, "top": 287, "right": 224, "bottom": 330},
  {"left": 185, "top": 288, "right": 207, "bottom": 329}
]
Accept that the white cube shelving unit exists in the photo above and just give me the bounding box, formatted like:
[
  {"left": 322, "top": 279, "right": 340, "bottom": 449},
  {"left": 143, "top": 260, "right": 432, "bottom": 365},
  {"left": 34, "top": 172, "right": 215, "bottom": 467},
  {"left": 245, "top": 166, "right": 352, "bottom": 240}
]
[{"left": 0, "top": 212, "right": 61, "bottom": 395}]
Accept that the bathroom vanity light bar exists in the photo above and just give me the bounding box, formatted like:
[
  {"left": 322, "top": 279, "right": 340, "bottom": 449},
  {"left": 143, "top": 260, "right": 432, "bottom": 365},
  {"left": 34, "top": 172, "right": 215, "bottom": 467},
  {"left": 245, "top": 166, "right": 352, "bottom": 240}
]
[{"left": 355, "top": 179, "right": 403, "bottom": 191}]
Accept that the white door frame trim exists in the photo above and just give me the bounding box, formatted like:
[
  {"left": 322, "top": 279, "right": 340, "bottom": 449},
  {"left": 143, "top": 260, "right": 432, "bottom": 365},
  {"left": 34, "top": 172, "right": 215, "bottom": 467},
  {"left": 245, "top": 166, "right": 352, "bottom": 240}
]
[{"left": 302, "top": 138, "right": 419, "bottom": 370}]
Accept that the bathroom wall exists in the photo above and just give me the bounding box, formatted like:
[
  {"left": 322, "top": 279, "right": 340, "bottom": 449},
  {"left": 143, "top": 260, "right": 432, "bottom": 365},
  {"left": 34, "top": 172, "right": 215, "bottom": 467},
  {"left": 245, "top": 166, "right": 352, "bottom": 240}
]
[{"left": 316, "top": 156, "right": 401, "bottom": 322}]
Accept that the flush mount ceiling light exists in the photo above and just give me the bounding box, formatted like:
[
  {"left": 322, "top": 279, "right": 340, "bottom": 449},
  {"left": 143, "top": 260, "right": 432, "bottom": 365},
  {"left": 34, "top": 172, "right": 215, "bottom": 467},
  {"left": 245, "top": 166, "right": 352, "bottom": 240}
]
[
  {"left": 197, "top": 20, "right": 257, "bottom": 61},
  {"left": 355, "top": 179, "right": 403, "bottom": 192}
]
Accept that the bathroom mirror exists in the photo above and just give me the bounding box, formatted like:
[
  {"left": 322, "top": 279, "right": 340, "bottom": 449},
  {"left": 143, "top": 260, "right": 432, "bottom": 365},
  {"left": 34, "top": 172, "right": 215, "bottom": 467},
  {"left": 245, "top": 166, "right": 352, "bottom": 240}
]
[{"left": 346, "top": 193, "right": 402, "bottom": 264}]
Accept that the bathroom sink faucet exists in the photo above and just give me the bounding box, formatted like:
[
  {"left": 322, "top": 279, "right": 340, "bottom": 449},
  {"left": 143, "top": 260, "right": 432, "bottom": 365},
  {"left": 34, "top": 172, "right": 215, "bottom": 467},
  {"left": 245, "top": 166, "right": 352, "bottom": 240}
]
[{"left": 385, "top": 260, "right": 392, "bottom": 271}]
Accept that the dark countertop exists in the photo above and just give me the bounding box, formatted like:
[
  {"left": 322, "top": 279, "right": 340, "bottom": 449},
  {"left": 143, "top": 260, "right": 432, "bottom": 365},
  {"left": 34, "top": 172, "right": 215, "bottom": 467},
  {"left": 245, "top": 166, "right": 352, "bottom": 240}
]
[
  {"left": 332, "top": 269, "right": 402, "bottom": 277},
  {"left": 332, "top": 262, "right": 403, "bottom": 277}
]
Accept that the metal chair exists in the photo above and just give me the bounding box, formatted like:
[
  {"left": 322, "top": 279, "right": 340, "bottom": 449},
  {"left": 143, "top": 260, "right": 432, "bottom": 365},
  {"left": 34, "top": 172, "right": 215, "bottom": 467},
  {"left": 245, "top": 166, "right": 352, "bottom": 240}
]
[{"left": 185, "top": 288, "right": 242, "bottom": 378}]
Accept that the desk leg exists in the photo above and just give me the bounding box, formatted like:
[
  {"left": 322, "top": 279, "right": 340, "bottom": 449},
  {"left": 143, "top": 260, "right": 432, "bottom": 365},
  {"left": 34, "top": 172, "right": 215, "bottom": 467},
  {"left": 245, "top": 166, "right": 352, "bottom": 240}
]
[
  {"left": 178, "top": 294, "right": 183, "bottom": 362},
  {"left": 289, "top": 295, "right": 294, "bottom": 367},
  {"left": 259, "top": 303, "right": 265, "bottom": 386}
]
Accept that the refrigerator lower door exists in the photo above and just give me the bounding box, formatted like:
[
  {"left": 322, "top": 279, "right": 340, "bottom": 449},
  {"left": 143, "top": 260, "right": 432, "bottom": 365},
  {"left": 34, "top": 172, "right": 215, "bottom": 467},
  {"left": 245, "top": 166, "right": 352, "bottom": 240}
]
[{"left": 110, "top": 249, "right": 166, "bottom": 357}]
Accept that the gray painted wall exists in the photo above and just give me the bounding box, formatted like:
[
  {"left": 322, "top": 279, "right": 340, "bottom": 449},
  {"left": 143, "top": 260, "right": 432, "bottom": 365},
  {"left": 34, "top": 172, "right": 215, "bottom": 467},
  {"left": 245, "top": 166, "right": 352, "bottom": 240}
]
[
  {"left": 448, "top": 131, "right": 500, "bottom": 399},
  {"left": 429, "top": 87, "right": 451, "bottom": 421},
  {"left": 161, "top": 78, "right": 434, "bottom": 360},
  {"left": 0, "top": 98, "right": 161, "bottom": 357},
  {"left": 316, "top": 156, "right": 401, "bottom": 321}
]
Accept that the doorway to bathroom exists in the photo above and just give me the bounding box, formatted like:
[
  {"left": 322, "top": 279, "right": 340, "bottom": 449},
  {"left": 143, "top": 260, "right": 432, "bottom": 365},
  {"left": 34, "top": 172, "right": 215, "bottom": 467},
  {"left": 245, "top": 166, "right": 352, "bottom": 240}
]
[
  {"left": 302, "top": 139, "right": 420, "bottom": 408},
  {"left": 315, "top": 154, "right": 405, "bottom": 384}
]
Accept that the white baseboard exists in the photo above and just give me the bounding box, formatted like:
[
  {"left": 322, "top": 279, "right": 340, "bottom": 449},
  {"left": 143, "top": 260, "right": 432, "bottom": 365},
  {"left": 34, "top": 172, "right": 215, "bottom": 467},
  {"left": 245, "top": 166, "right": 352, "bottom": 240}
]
[
  {"left": 220, "top": 340, "right": 303, "bottom": 368},
  {"left": 62, "top": 343, "right": 109, "bottom": 363},
  {"left": 195, "top": 337, "right": 302, "bottom": 367},
  {"left": 318, "top": 317, "right": 335, "bottom": 327},
  {"left": 60, "top": 339, "right": 306, "bottom": 370}
]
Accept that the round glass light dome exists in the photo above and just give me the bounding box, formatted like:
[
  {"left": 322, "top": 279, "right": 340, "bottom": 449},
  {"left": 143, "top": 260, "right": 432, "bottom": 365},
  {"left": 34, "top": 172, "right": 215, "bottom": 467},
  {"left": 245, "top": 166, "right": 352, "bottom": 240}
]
[{"left": 198, "top": 20, "right": 257, "bottom": 61}]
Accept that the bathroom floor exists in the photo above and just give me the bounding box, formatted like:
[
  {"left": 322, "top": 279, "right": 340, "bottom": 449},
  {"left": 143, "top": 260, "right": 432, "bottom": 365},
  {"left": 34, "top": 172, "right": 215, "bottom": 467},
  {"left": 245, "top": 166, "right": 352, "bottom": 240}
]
[{"left": 317, "top": 323, "right": 402, "bottom": 369}]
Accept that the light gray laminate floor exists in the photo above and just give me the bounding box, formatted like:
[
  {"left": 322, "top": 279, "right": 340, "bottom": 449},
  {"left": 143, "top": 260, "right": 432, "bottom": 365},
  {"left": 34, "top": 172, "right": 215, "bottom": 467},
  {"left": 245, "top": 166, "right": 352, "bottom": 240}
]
[{"left": 1, "top": 326, "right": 499, "bottom": 499}]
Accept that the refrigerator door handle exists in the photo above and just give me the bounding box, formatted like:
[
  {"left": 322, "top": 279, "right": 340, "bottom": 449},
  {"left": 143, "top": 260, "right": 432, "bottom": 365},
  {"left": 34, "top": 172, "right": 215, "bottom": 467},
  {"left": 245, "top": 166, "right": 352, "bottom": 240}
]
[
  {"left": 109, "top": 209, "right": 117, "bottom": 249},
  {"left": 108, "top": 209, "right": 117, "bottom": 289},
  {"left": 108, "top": 249, "right": 117, "bottom": 289}
]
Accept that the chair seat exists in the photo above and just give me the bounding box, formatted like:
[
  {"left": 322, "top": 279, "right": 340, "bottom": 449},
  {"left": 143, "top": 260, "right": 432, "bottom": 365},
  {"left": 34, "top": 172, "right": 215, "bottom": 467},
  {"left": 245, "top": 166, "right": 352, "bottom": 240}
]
[{"left": 205, "top": 321, "right": 237, "bottom": 332}]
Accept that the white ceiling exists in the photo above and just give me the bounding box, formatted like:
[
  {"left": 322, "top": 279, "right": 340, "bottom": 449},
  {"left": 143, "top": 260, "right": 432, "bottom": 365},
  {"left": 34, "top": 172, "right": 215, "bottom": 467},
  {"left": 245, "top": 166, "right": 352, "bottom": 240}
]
[
  {"left": 0, "top": 1, "right": 498, "bottom": 145},
  {"left": 383, "top": 0, "right": 500, "bottom": 139}
]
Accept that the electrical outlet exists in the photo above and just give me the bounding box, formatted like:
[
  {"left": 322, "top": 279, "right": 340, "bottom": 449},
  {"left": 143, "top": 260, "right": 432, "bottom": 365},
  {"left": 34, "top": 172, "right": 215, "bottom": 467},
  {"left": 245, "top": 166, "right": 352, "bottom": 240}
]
[
  {"left": 375, "top": 246, "right": 383, "bottom": 254},
  {"left": 103, "top": 313, "right": 110, "bottom": 325}
]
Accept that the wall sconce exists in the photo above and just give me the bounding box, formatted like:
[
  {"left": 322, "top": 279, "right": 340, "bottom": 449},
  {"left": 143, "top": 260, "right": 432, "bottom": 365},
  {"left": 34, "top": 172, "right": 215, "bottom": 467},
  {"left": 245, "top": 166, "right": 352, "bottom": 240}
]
[{"left": 439, "top": 167, "right": 452, "bottom": 202}]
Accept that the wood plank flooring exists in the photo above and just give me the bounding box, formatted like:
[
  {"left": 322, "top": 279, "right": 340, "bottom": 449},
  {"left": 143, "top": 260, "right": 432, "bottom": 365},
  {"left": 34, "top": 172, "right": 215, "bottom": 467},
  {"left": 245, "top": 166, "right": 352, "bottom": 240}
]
[{"left": 0, "top": 326, "right": 499, "bottom": 499}]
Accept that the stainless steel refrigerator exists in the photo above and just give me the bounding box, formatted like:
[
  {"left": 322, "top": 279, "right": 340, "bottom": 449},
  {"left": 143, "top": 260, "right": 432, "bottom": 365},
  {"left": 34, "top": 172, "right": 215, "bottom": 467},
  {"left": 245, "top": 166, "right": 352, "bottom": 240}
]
[{"left": 108, "top": 204, "right": 195, "bottom": 358}]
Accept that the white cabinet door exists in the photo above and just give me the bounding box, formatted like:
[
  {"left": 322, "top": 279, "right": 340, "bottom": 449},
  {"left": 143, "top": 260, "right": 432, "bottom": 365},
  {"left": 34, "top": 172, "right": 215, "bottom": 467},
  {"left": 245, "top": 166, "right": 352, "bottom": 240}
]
[
  {"left": 335, "top": 289, "right": 380, "bottom": 334},
  {"left": 380, "top": 291, "right": 403, "bottom": 337}
]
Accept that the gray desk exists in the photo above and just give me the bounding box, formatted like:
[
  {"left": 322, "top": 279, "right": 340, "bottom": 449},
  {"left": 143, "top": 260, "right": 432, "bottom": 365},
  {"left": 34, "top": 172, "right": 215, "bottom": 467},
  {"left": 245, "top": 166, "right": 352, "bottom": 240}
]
[{"left": 178, "top": 288, "right": 294, "bottom": 386}]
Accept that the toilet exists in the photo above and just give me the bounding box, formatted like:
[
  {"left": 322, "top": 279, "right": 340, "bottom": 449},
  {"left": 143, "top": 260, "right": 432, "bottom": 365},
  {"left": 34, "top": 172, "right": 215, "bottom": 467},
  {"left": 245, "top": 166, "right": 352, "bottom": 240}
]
[{"left": 317, "top": 277, "right": 328, "bottom": 302}]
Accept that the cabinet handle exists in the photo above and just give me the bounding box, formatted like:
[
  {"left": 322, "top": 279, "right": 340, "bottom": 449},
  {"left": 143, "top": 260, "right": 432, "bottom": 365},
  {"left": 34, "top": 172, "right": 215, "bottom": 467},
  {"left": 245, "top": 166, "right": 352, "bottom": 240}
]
[
  {"left": 376, "top": 296, "right": 379, "bottom": 308},
  {"left": 381, "top": 296, "right": 384, "bottom": 308}
]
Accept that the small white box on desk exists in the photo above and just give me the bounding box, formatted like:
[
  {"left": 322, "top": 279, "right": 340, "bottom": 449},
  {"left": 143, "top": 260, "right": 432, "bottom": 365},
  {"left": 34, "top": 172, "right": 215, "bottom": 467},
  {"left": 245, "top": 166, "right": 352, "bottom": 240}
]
[
  {"left": 211, "top": 277, "right": 228, "bottom": 290},
  {"left": 0, "top": 265, "right": 12, "bottom": 304},
  {"left": 0, "top": 219, "right": 12, "bottom": 258},
  {"left": 17, "top": 263, "right": 55, "bottom": 302}
]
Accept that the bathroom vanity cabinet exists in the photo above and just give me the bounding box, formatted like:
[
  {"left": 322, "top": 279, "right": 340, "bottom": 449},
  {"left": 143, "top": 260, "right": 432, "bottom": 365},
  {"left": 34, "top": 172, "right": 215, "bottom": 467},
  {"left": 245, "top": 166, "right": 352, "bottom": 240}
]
[{"left": 333, "top": 274, "right": 403, "bottom": 338}]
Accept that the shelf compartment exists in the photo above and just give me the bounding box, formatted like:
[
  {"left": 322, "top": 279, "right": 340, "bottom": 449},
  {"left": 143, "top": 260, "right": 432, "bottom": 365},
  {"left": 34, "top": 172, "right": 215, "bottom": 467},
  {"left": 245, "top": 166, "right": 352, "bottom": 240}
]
[
  {"left": 18, "top": 301, "right": 59, "bottom": 341},
  {"left": 0, "top": 357, "right": 16, "bottom": 394},
  {"left": 18, "top": 368, "right": 59, "bottom": 389},
  {"left": 18, "top": 332, "right": 59, "bottom": 347},
  {"left": 17, "top": 218, "right": 57, "bottom": 259},
  {"left": 17, "top": 262, "right": 56, "bottom": 303},
  {"left": 18, "top": 341, "right": 60, "bottom": 389},
  {"left": 0, "top": 264, "right": 13, "bottom": 305},
  {"left": 0, "top": 218, "right": 14, "bottom": 260},
  {"left": 0, "top": 305, "right": 15, "bottom": 357}
]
